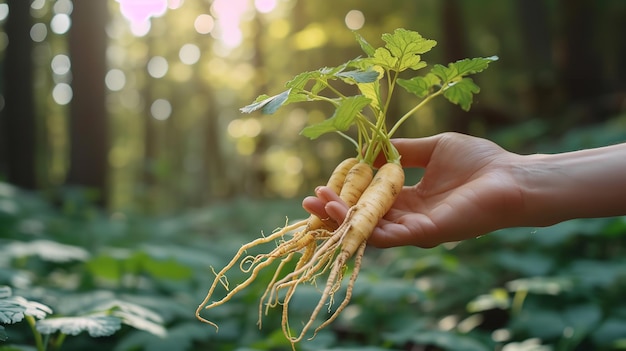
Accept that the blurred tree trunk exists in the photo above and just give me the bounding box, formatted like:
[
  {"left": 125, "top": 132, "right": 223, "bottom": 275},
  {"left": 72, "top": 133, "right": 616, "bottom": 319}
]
[
  {"left": 440, "top": 0, "right": 469, "bottom": 133},
  {"left": 516, "top": 0, "right": 557, "bottom": 117},
  {"left": 246, "top": 14, "right": 270, "bottom": 198},
  {"left": 142, "top": 37, "right": 157, "bottom": 213},
  {"left": 67, "top": 2, "right": 109, "bottom": 206},
  {"left": 1, "top": 0, "right": 37, "bottom": 189},
  {"left": 558, "top": 0, "right": 602, "bottom": 100},
  {"left": 202, "top": 84, "right": 231, "bottom": 201}
]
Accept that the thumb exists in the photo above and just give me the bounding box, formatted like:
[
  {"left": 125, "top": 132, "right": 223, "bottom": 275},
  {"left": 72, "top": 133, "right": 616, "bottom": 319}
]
[{"left": 374, "top": 135, "right": 441, "bottom": 168}]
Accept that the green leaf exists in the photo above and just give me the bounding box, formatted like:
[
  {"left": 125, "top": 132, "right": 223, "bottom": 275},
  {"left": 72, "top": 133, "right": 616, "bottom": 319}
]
[
  {"left": 300, "top": 95, "right": 370, "bottom": 139},
  {"left": 259, "top": 90, "right": 289, "bottom": 114},
  {"left": 0, "top": 325, "right": 7, "bottom": 342},
  {"left": 431, "top": 56, "right": 498, "bottom": 83},
  {"left": 357, "top": 80, "right": 382, "bottom": 112},
  {"left": 397, "top": 73, "right": 441, "bottom": 98},
  {"left": 442, "top": 78, "right": 480, "bottom": 111},
  {"left": 381, "top": 28, "right": 437, "bottom": 71},
  {"left": 396, "top": 330, "right": 490, "bottom": 351},
  {"left": 512, "top": 310, "right": 567, "bottom": 340},
  {"left": 506, "top": 276, "right": 573, "bottom": 295},
  {"left": 563, "top": 304, "right": 602, "bottom": 332},
  {"left": 467, "top": 288, "right": 510, "bottom": 313},
  {"left": 452, "top": 55, "right": 498, "bottom": 76},
  {"left": 366, "top": 47, "right": 398, "bottom": 71},
  {"left": 36, "top": 316, "right": 122, "bottom": 337},
  {"left": 335, "top": 69, "right": 379, "bottom": 84},
  {"left": 239, "top": 89, "right": 291, "bottom": 114},
  {"left": 0, "top": 288, "right": 52, "bottom": 324},
  {"left": 0, "top": 286, "right": 10, "bottom": 299},
  {"left": 80, "top": 299, "right": 166, "bottom": 336},
  {"left": 113, "top": 310, "right": 166, "bottom": 337},
  {"left": 3, "top": 240, "right": 90, "bottom": 263},
  {"left": 115, "top": 323, "right": 207, "bottom": 351},
  {"left": 287, "top": 64, "right": 348, "bottom": 92},
  {"left": 286, "top": 70, "right": 321, "bottom": 91},
  {"left": 567, "top": 259, "right": 626, "bottom": 288},
  {"left": 354, "top": 31, "right": 375, "bottom": 56},
  {"left": 128, "top": 251, "right": 194, "bottom": 280},
  {"left": 592, "top": 318, "right": 626, "bottom": 346}
]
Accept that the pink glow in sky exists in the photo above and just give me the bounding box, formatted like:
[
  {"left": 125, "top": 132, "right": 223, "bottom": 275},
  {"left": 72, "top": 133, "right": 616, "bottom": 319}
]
[{"left": 117, "top": 0, "right": 167, "bottom": 24}]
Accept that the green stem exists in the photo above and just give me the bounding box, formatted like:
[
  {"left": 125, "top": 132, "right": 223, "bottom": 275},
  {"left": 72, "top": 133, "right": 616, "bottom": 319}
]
[
  {"left": 26, "top": 315, "right": 46, "bottom": 351},
  {"left": 52, "top": 333, "right": 67, "bottom": 350},
  {"left": 304, "top": 91, "right": 340, "bottom": 107},
  {"left": 511, "top": 289, "right": 528, "bottom": 316},
  {"left": 388, "top": 89, "right": 443, "bottom": 137}
]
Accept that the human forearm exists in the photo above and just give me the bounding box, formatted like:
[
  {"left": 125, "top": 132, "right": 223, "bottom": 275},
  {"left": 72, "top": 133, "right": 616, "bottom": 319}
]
[{"left": 515, "top": 143, "right": 626, "bottom": 227}]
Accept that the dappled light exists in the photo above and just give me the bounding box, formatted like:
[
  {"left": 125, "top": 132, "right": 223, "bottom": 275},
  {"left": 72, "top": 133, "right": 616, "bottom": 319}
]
[
  {"left": 292, "top": 23, "right": 328, "bottom": 50},
  {"left": 1, "top": 1, "right": 626, "bottom": 350},
  {"left": 117, "top": 0, "right": 167, "bottom": 33}
]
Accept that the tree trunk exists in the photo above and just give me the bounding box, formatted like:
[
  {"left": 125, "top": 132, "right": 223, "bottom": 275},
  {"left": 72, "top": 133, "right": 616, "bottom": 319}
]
[
  {"left": 67, "top": 2, "right": 109, "bottom": 206},
  {"left": 557, "top": 0, "right": 603, "bottom": 101},
  {"left": 440, "top": 0, "right": 469, "bottom": 133},
  {"left": 1, "top": 0, "right": 37, "bottom": 189},
  {"left": 516, "top": 0, "right": 557, "bottom": 116}
]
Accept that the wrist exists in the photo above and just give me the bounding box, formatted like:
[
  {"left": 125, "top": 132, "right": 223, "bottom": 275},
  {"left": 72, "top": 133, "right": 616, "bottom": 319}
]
[{"left": 514, "top": 144, "right": 626, "bottom": 227}]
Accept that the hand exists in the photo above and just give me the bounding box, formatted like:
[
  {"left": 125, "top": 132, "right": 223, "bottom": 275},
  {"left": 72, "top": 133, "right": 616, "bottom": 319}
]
[{"left": 302, "top": 132, "right": 525, "bottom": 248}]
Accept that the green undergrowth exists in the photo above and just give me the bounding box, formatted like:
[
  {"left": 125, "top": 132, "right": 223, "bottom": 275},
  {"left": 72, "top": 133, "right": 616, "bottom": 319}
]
[{"left": 1, "top": 127, "right": 626, "bottom": 351}]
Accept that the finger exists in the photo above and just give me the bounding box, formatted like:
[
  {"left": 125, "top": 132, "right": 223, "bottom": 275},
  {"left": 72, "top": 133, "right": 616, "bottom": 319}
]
[
  {"left": 368, "top": 214, "right": 441, "bottom": 248},
  {"left": 316, "top": 185, "right": 344, "bottom": 203},
  {"left": 390, "top": 135, "right": 442, "bottom": 168},
  {"left": 325, "top": 201, "right": 349, "bottom": 224},
  {"left": 301, "top": 196, "right": 328, "bottom": 219}
]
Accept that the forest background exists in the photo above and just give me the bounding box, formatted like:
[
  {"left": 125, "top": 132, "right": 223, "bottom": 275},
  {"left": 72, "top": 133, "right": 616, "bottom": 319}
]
[{"left": 1, "top": 1, "right": 625, "bottom": 351}]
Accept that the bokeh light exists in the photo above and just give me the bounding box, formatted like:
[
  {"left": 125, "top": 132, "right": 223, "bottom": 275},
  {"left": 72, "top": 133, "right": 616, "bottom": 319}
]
[
  {"left": 53, "top": 0, "right": 73, "bottom": 15},
  {"left": 105, "top": 69, "right": 126, "bottom": 91},
  {"left": 150, "top": 99, "right": 172, "bottom": 120},
  {"left": 117, "top": 0, "right": 167, "bottom": 25},
  {"left": 179, "top": 43, "right": 201, "bottom": 65},
  {"left": 255, "top": 0, "right": 277, "bottom": 14},
  {"left": 50, "top": 14, "right": 71, "bottom": 35},
  {"left": 0, "top": 4, "right": 9, "bottom": 21},
  {"left": 345, "top": 10, "right": 365, "bottom": 30},
  {"left": 52, "top": 83, "right": 73, "bottom": 105},
  {"left": 194, "top": 14, "right": 215, "bottom": 34},
  {"left": 147, "top": 56, "right": 168, "bottom": 78},
  {"left": 30, "top": 0, "right": 45, "bottom": 11},
  {"left": 211, "top": 0, "right": 248, "bottom": 48},
  {"left": 30, "top": 23, "right": 47, "bottom": 42},
  {"left": 292, "top": 24, "right": 327, "bottom": 50},
  {"left": 227, "top": 118, "right": 262, "bottom": 139},
  {"left": 130, "top": 21, "right": 151, "bottom": 37},
  {"left": 51, "top": 54, "right": 71, "bottom": 75},
  {"left": 116, "top": 0, "right": 169, "bottom": 36}
]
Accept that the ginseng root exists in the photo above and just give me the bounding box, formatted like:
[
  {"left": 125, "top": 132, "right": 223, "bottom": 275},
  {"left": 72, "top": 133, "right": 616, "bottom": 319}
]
[
  {"left": 280, "top": 162, "right": 405, "bottom": 344},
  {"left": 195, "top": 157, "right": 358, "bottom": 329}
]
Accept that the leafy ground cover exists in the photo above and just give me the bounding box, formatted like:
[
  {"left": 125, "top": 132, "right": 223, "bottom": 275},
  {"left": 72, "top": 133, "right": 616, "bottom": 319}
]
[{"left": 1, "top": 121, "right": 626, "bottom": 351}]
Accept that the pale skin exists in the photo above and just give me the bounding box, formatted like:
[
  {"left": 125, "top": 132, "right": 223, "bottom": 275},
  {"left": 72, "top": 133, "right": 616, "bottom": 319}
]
[{"left": 303, "top": 132, "right": 626, "bottom": 248}]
